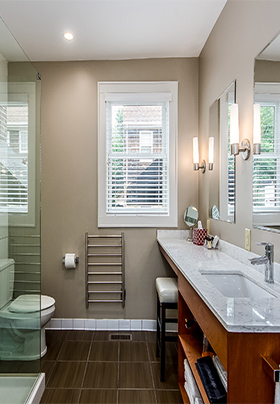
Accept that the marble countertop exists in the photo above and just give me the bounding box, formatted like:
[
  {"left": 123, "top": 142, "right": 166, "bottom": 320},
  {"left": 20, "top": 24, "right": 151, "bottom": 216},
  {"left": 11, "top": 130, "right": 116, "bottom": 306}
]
[{"left": 157, "top": 230, "right": 280, "bottom": 333}]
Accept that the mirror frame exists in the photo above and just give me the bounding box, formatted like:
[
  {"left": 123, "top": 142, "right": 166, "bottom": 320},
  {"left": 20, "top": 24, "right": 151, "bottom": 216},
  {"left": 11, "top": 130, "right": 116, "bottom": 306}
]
[{"left": 209, "top": 80, "right": 236, "bottom": 224}]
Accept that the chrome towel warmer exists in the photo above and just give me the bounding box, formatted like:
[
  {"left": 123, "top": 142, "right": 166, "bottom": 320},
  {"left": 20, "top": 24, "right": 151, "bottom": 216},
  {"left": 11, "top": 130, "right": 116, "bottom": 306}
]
[{"left": 85, "top": 233, "right": 126, "bottom": 308}]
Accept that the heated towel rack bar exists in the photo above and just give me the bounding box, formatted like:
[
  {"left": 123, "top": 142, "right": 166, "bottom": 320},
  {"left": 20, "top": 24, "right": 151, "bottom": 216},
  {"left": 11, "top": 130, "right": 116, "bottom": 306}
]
[{"left": 85, "top": 233, "right": 126, "bottom": 308}]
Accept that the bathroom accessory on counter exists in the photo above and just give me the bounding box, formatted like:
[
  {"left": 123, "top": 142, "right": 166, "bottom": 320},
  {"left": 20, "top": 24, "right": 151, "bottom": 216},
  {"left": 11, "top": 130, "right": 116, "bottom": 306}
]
[
  {"left": 85, "top": 233, "right": 125, "bottom": 308},
  {"left": 204, "top": 235, "right": 219, "bottom": 249},
  {"left": 62, "top": 253, "right": 79, "bottom": 269},
  {"left": 193, "top": 228, "right": 207, "bottom": 245},
  {"left": 184, "top": 206, "right": 199, "bottom": 242}
]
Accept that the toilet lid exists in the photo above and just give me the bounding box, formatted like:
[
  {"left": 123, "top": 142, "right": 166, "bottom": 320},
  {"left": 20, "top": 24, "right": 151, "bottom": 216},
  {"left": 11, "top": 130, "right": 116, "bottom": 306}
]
[{"left": 9, "top": 294, "right": 55, "bottom": 313}]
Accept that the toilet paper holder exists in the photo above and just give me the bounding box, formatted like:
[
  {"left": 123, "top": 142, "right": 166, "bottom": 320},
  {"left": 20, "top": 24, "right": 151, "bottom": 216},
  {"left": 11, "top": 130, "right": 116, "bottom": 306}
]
[{"left": 62, "top": 255, "right": 79, "bottom": 264}]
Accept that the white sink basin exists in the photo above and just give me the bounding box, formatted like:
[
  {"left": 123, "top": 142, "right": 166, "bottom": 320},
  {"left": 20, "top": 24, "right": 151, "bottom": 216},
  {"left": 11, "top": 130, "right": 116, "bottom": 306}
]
[{"left": 202, "top": 272, "right": 276, "bottom": 299}]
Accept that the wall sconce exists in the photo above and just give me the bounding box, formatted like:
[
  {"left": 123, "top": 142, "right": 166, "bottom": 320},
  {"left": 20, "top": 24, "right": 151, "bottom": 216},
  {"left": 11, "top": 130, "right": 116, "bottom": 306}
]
[
  {"left": 209, "top": 137, "right": 214, "bottom": 170},
  {"left": 253, "top": 103, "right": 261, "bottom": 154},
  {"left": 229, "top": 103, "right": 251, "bottom": 160},
  {"left": 193, "top": 137, "right": 206, "bottom": 173}
]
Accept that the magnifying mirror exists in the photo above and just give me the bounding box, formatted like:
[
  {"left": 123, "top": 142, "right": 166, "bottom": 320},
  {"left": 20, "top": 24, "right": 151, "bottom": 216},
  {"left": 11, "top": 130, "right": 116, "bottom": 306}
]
[{"left": 184, "top": 206, "right": 199, "bottom": 241}]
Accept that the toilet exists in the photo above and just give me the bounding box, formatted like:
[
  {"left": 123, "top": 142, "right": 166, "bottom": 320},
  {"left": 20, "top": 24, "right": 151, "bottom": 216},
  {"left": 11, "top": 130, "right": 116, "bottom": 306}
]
[{"left": 0, "top": 258, "right": 55, "bottom": 360}]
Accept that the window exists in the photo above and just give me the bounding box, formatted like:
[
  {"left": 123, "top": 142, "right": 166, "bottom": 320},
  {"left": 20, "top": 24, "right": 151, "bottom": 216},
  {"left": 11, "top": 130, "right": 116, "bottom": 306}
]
[
  {"left": 0, "top": 83, "right": 36, "bottom": 226},
  {"left": 98, "top": 82, "right": 178, "bottom": 227},
  {"left": 253, "top": 83, "right": 280, "bottom": 226}
]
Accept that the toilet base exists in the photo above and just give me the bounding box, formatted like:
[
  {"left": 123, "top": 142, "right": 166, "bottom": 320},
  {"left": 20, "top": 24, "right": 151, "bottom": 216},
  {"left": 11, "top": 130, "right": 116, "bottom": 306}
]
[{"left": 41, "top": 326, "right": 47, "bottom": 357}]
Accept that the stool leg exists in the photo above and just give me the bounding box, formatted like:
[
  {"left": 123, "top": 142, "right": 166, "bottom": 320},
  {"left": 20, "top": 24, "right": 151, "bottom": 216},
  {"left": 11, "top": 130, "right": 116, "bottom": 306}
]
[
  {"left": 160, "top": 302, "right": 166, "bottom": 382},
  {"left": 156, "top": 294, "right": 160, "bottom": 358}
]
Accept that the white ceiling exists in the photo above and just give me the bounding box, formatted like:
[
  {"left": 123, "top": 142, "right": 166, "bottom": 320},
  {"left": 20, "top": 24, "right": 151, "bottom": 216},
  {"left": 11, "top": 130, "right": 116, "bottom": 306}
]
[{"left": 0, "top": 0, "right": 227, "bottom": 62}]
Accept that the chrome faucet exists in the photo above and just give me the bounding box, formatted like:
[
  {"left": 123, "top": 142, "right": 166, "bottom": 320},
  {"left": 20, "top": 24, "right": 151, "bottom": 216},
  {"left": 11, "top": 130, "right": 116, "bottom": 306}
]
[{"left": 249, "top": 242, "right": 274, "bottom": 284}]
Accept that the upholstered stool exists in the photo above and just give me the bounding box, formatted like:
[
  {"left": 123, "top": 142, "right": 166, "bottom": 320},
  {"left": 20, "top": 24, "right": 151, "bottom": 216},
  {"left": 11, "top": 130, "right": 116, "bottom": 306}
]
[{"left": 156, "top": 277, "right": 178, "bottom": 382}]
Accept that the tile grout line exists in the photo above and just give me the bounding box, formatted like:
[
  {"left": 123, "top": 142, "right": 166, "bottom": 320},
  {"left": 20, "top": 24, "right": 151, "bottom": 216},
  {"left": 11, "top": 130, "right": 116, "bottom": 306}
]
[
  {"left": 116, "top": 339, "right": 120, "bottom": 404},
  {"left": 76, "top": 330, "right": 95, "bottom": 403},
  {"left": 145, "top": 331, "right": 158, "bottom": 404}
]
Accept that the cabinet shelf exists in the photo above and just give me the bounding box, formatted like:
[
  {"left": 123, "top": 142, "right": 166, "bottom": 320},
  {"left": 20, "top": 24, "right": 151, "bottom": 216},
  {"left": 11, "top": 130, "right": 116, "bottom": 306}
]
[{"left": 179, "top": 334, "right": 211, "bottom": 404}]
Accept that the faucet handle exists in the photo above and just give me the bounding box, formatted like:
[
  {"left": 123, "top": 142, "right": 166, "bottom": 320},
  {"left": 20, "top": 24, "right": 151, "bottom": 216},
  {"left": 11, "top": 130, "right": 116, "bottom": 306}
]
[{"left": 257, "top": 242, "right": 274, "bottom": 248}]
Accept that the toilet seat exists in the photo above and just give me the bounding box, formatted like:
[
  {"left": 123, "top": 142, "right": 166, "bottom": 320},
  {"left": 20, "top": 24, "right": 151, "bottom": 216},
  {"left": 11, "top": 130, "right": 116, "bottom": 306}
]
[{"left": 9, "top": 294, "right": 55, "bottom": 313}]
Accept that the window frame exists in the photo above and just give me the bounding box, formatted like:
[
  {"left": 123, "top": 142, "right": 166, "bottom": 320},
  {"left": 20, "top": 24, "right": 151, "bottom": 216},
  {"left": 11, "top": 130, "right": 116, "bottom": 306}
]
[
  {"left": 254, "top": 83, "right": 280, "bottom": 226},
  {"left": 98, "top": 81, "right": 178, "bottom": 228},
  {"left": 0, "top": 82, "right": 36, "bottom": 227}
]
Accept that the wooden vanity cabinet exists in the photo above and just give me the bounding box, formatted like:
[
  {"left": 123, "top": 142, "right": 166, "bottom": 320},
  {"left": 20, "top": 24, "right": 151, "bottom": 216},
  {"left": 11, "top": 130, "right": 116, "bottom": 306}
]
[
  {"left": 177, "top": 270, "right": 280, "bottom": 404},
  {"left": 158, "top": 246, "right": 280, "bottom": 404}
]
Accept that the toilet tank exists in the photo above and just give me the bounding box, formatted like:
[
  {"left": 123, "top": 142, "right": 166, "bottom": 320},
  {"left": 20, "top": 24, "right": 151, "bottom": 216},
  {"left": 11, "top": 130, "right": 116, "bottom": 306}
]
[{"left": 0, "top": 258, "right": 15, "bottom": 309}]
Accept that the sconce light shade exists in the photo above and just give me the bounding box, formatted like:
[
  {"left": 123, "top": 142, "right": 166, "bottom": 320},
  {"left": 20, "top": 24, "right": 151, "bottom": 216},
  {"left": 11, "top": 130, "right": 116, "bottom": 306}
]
[
  {"left": 253, "top": 103, "right": 261, "bottom": 154},
  {"left": 230, "top": 103, "right": 239, "bottom": 155},
  {"left": 229, "top": 103, "right": 250, "bottom": 160},
  {"left": 193, "top": 137, "right": 199, "bottom": 166},
  {"left": 193, "top": 137, "right": 206, "bottom": 173},
  {"left": 209, "top": 137, "right": 214, "bottom": 170}
]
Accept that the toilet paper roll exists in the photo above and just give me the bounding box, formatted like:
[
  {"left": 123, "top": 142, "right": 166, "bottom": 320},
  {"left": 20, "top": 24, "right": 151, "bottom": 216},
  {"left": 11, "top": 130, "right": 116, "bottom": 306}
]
[{"left": 64, "top": 253, "right": 76, "bottom": 269}]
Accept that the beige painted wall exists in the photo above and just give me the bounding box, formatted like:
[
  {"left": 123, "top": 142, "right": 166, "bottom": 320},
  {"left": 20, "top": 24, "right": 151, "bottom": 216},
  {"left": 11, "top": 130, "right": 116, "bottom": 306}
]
[
  {"left": 199, "top": 0, "right": 280, "bottom": 263},
  {"left": 34, "top": 58, "right": 199, "bottom": 319}
]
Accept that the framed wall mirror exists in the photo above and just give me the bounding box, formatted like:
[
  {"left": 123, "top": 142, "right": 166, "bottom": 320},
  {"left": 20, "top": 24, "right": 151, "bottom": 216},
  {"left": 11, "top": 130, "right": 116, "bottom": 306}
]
[
  {"left": 209, "top": 81, "right": 236, "bottom": 223},
  {"left": 253, "top": 32, "right": 280, "bottom": 232}
]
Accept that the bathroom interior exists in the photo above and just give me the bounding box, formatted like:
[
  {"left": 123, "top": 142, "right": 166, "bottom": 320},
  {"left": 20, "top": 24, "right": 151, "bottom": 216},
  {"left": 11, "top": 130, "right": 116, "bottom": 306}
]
[{"left": 1, "top": 0, "right": 280, "bottom": 403}]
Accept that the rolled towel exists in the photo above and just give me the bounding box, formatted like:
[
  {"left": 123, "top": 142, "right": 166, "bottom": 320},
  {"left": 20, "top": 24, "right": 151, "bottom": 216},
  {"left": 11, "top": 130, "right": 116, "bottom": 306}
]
[
  {"left": 275, "top": 382, "right": 280, "bottom": 404},
  {"left": 184, "top": 359, "right": 202, "bottom": 404}
]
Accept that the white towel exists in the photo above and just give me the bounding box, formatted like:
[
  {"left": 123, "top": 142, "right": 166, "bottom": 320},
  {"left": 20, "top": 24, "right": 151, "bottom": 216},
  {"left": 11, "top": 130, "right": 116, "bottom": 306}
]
[
  {"left": 184, "top": 359, "right": 202, "bottom": 404},
  {"left": 275, "top": 382, "right": 280, "bottom": 404},
  {"left": 194, "top": 398, "right": 203, "bottom": 404}
]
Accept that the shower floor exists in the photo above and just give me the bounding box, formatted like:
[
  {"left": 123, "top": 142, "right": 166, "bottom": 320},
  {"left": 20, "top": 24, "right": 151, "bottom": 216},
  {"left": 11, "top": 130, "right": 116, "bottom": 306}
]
[{"left": 0, "top": 374, "right": 44, "bottom": 404}]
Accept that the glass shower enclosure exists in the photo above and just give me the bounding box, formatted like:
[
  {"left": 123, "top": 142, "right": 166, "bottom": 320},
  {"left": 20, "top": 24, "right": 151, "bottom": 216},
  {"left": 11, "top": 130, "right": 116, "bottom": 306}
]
[{"left": 0, "top": 17, "right": 43, "bottom": 403}]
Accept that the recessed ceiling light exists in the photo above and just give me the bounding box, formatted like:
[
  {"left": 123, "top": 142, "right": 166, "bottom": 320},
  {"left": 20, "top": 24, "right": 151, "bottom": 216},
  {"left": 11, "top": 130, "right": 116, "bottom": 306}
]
[{"left": 63, "top": 32, "right": 74, "bottom": 41}]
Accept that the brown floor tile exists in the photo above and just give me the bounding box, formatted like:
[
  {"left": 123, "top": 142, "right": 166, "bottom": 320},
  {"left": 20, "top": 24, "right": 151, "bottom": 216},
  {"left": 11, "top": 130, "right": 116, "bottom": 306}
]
[
  {"left": 148, "top": 341, "right": 178, "bottom": 363},
  {"left": 66, "top": 330, "right": 94, "bottom": 341},
  {"left": 89, "top": 341, "right": 119, "bottom": 361},
  {"left": 41, "top": 360, "right": 56, "bottom": 385},
  {"left": 40, "top": 388, "right": 80, "bottom": 403},
  {"left": 156, "top": 389, "right": 183, "bottom": 404},
  {"left": 79, "top": 389, "right": 117, "bottom": 404},
  {"left": 118, "top": 389, "right": 156, "bottom": 404},
  {"left": 40, "top": 330, "right": 182, "bottom": 404},
  {"left": 83, "top": 362, "right": 118, "bottom": 388},
  {"left": 119, "top": 362, "right": 153, "bottom": 388},
  {"left": 120, "top": 341, "right": 149, "bottom": 362},
  {"left": 58, "top": 340, "right": 91, "bottom": 361},
  {"left": 93, "top": 331, "right": 111, "bottom": 341},
  {"left": 46, "top": 330, "right": 68, "bottom": 343},
  {"left": 146, "top": 331, "right": 157, "bottom": 343},
  {"left": 47, "top": 361, "right": 86, "bottom": 388},
  {"left": 127, "top": 331, "right": 147, "bottom": 341},
  {"left": 43, "top": 340, "right": 64, "bottom": 361},
  {"left": 151, "top": 362, "right": 179, "bottom": 390}
]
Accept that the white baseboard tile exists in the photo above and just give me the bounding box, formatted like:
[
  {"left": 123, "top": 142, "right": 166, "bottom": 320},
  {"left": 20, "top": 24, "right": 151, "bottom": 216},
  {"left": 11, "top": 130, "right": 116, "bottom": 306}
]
[
  {"left": 130, "top": 319, "right": 142, "bottom": 330},
  {"left": 73, "top": 319, "right": 85, "bottom": 330},
  {"left": 47, "top": 318, "right": 159, "bottom": 331},
  {"left": 61, "top": 318, "right": 73, "bottom": 329},
  {"left": 84, "top": 319, "right": 96, "bottom": 330}
]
